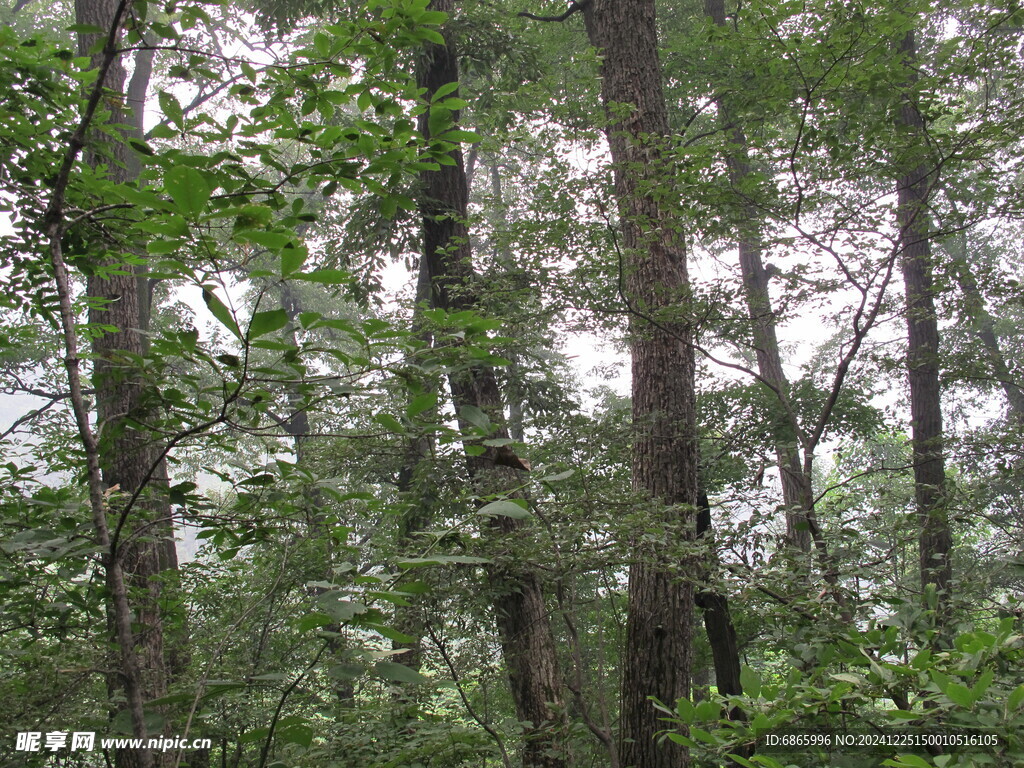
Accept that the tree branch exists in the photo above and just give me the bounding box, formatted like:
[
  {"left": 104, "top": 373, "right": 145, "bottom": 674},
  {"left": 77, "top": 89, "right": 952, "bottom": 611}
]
[{"left": 518, "top": 0, "right": 591, "bottom": 23}]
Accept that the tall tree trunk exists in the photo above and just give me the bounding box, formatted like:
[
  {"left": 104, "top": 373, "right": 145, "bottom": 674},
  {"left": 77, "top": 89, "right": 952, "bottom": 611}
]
[
  {"left": 703, "top": 0, "right": 813, "bottom": 553},
  {"left": 583, "top": 2, "right": 699, "bottom": 765},
  {"left": 896, "top": 28, "right": 952, "bottom": 614},
  {"left": 694, "top": 493, "right": 742, "bottom": 702},
  {"left": 488, "top": 162, "right": 527, "bottom": 443},
  {"left": 277, "top": 281, "right": 357, "bottom": 707},
  {"left": 417, "top": 5, "right": 567, "bottom": 766},
  {"left": 74, "top": 2, "right": 174, "bottom": 766},
  {"left": 949, "top": 234, "right": 1024, "bottom": 425},
  {"left": 392, "top": 255, "right": 438, "bottom": 677}
]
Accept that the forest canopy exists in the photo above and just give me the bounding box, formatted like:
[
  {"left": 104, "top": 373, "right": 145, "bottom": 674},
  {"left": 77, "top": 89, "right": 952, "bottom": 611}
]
[{"left": 1, "top": 0, "right": 1023, "bottom": 767}]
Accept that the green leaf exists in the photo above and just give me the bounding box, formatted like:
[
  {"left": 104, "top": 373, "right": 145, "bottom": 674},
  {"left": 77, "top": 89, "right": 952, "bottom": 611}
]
[
  {"left": 740, "top": 665, "right": 762, "bottom": 698},
  {"left": 887, "top": 709, "right": 924, "bottom": 720},
  {"left": 883, "top": 756, "right": 932, "bottom": 768},
  {"left": 128, "top": 138, "right": 155, "bottom": 156},
  {"left": 316, "top": 595, "right": 368, "bottom": 622},
  {"left": 689, "top": 726, "right": 719, "bottom": 745},
  {"left": 478, "top": 500, "right": 530, "bottom": 519},
  {"left": 239, "top": 727, "right": 269, "bottom": 744},
  {"left": 294, "top": 269, "right": 352, "bottom": 285},
  {"left": 830, "top": 673, "right": 862, "bottom": 685},
  {"left": 237, "top": 230, "right": 293, "bottom": 250},
  {"left": 1008, "top": 683, "right": 1024, "bottom": 711},
  {"left": 373, "top": 661, "right": 427, "bottom": 684},
  {"left": 945, "top": 683, "right": 975, "bottom": 707},
  {"left": 296, "top": 612, "right": 332, "bottom": 632},
  {"left": 419, "top": 10, "right": 448, "bottom": 25},
  {"left": 202, "top": 289, "right": 241, "bottom": 339},
  {"left": 427, "top": 105, "right": 452, "bottom": 137},
  {"left": 971, "top": 668, "right": 994, "bottom": 698},
  {"left": 437, "top": 129, "right": 481, "bottom": 144},
  {"left": 910, "top": 649, "right": 932, "bottom": 669},
  {"left": 364, "top": 623, "right": 416, "bottom": 644},
  {"left": 281, "top": 248, "right": 306, "bottom": 277},
  {"left": 675, "top": 697, "right": 694, "bottom": 722},
  {"left": 665, "top": 733, "right": 697, "bottom": 747},
  {"left": 146, "top": 239, "right": 184, "bottom": 255},
  {"left": 328, "top": 663, "right": 363, "bottom": 680},
  {"left": 694, "top": 699, "right": 720, "bottom": 721},
  {"left": 459, "top": 404, "right": 490, "bottom": 429},
  {"left": 406, "top": 393, "right": 437, "bottom": 418},
  {"left": 157, "top": 91, "right": 183, "bottom": 129},
  {"left": 374, "top": 413, "right": 404, "bottom": 433},
  {"left": 250, "top": 673, "right": 289, "bottom": 681},
  {"left": 540, "top": 469, "right": 575, "bottom": 482},
  {"left": 432, "top": 81, "right": 459, "bottom": 101},
  {"left": 397, "top": 555, "right": 489, "bottom": 568},
  {"left": 248, "top": 309, "right": 288, "bottom": 339},
  {"left": 313, "top": 31, "right": 331, "bottom": 57},
  {"left": 723, "top": 755, "right": 759, "bottom": 768},
  {"left": 277, "top": 724, "right": 313, "bottom": 748},
  {"left": 165, "top": 166, "right": 211, "bottom": 218},
  {"left": 419, "top": 28, "right": 445, "bottom": 45}
]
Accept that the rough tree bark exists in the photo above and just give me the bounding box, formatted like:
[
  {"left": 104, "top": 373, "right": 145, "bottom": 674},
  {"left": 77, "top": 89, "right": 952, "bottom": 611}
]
[
  {"left": 72, "top": 0, "right": 184, "bottom": 765},
  {"left": 62, "top": 1, "right": 174, "bottom": 766},
  {"left": 583, "top": 2, "right": 699, "bottom": 765},
  {"left": 895, "top": 28, "right": 953, "bottom": 611},
  {"left": 417, "top": 4, "right": 567, "bottom": 766}
]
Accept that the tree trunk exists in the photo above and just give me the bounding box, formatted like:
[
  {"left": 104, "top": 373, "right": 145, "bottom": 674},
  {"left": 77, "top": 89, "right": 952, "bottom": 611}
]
[
  {"left": 392, "top": 255, "right": 438, "bottom": 678},
  {"left": 417, "top": 5, "right": 567, "bottom": 766},
  {"left": 277, "top": 280, "right": 358, "bottom": 708},
  {"left": 703, "top": 0, "right": 813, "bottom": 553},
  {"left": 896, "top": 28, "right": 952, "bottom": 613},
  {"left": 583, "top": 2, "right": 699, "bottom": 765},
  {"left": 949, "top": 234, "right": 1024, "bottom": 425},
  {"left": 71, "top": 1, "right": 175, "bottom": 766},
  {"left": 694, "top": 494, "right": 742, "bottom": 702},
  {"left": 488, "top": 162, "right": 528, "bottom": 443}
]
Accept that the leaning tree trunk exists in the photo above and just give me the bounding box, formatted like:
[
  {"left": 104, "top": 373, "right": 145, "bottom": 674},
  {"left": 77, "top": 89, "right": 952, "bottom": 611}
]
[
  {"left": 417, "top": 4, "right": 567, "bottom": 766},
  {"left": 703, "top": 0, "right": 813, "bottom": 553},
  {"left": 73, "top": 1, "right": 176, "bottom": 766},
  {"left": 584, "top": 2, "right": 699, "bottom": 765},
  {"left": 949, "top": 234, "right": 1024, "bottom": 426},
  {"left": 895, "top": 27, "right": 953, "bottom": 617}
]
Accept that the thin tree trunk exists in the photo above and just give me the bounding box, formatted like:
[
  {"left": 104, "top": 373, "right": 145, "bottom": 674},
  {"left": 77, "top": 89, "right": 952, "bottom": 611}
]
[
  {"left": 417, "top": 5, "right": 567, "bottom": 766},
  {"left": 277, "top": 281, "right": 357, "bottom": 707},
  {"left": 392, "top": 255, "right": 438, "bottom": 677},
  {"left": 703, "top": 0, "right": 813, "bottom": 553},
  {"left": 896, "top": 28, "right": 952, "bottom": 613},
  {"left": 583, "top": 2, "right": 699, "bottom": 765},
  {"left": 488, "top": 163, "right": 527, "bottom": 443},
  {"left": 949, "top": 234, "right": 1024, "bottom": 425}
]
